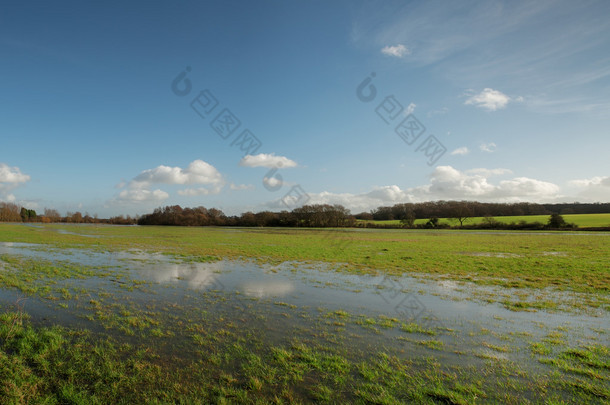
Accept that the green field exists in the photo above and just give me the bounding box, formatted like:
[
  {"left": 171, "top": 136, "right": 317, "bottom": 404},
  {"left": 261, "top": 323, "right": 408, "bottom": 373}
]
[
  {"left": 361, "top": 213, "right": 610, "bottom": 227},
  {"left": 0, "top": 224, "right": 608, "bottom": 404}
]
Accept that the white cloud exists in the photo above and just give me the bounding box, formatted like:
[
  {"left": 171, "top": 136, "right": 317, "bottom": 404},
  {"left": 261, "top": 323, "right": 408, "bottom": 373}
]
[
  {"left": 568, "top": 176, "right": 610, "bottom": 202},
  {"left": 465, "top": 88, "right": 512, "bottom": 111},
  {"left": 569, "top": 176, "right": 610, "bottom": 188},
  {"left": 495, "top": 177, "right": 560, "bottom": 199},
  {"left": 0, "top": 163, "right": 30, "bottom": 201},
  {"left": 130, "top": 160, "right": 223, "bottom": 189},
  {"left": 267, "top": 166, "right": 560, "bottom": 212},
  {"left": 0, "top": 163, "right": 30, "bottom": 184},
  {"left": 110, "top": 159, "right": 224, "bottom": 206},
  {"left": 479, "top": 142, "right": 497, "bottom": 153},
  {"left": 115, "top": 189, "right": 169, "bottom": 204},
  {"left": 263, "top": 176, "right": 283, "bottom": 189},
  {"left": 381, "top": 44, "right": 410, "bottom": 58},
  {"left": 450, "top": 147, "right": 469, "bottom": 155},
  {"left": 417, "top": 166, "right": 559, "bottom": 200},
  {"left": 239, "top": 154, "right": 297, "bottom": 169},
  {"left": 405, "top": 103, "right": 416, "bottom": 115}
]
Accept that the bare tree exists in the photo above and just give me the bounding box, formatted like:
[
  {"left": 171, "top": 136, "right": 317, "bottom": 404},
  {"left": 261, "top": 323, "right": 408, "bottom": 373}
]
[
  {"left": 44, "top": 208, "right": 61, "bottom": 222},
  {"left": 449, "top": 203, "right": 473, "bottom": 228}
]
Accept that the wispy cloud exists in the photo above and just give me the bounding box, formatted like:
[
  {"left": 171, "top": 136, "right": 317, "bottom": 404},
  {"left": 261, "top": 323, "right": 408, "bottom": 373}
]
[
  {"left": 522, "top": 95, "right": 610, "bottom": 117},
  {"left": 230, "top": 183, "right": 254, "bottom": 191},
  {"left": 427, "top": 107, "right": 448, "bottom": 117},
  {"left": 353, "top": 1, "right": 610, "bottom": 115},
  {"left": 479, "top": 142, "right": 497, "bottom": 153}
]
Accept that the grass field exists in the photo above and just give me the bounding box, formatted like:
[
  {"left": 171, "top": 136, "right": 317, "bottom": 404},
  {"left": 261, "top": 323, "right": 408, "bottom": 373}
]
[
  {"left": 360, "top": 213, "right": 610, "bottom": 227},
  {"left": 0, "top": 224, "right": 608, "bottom": 403}
]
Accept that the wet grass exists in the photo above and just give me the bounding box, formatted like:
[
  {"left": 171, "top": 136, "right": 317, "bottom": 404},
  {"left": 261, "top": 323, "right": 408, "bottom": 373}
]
[
  {"left": 3, "top": 306, "right": 608, "bottom": 404},
  {"left": 0, "top": 224, "right": 608, "bottom": 403},
  {"left": 0, "top": 224, "right": 608, "bottom": 308}
]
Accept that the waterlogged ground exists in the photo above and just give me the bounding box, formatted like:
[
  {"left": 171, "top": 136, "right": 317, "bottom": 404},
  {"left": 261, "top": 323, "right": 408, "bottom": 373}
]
[{"left": 0, "top": 224, "right": 608, "bottom": 404}]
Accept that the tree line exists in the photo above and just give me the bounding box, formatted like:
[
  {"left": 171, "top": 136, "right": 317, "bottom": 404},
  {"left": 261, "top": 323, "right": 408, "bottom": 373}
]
[
  {"left": 136, "top": 204, "right": 356, "bottom": 227},
  {"left": 1, "top": 201, "right": 608, "bottom": 229},
  {"left": 359, "top": 201, "right": 610, "bottom": 221},
  {"left": 0, "top": 203, "right": 137, "bottom": 225}
]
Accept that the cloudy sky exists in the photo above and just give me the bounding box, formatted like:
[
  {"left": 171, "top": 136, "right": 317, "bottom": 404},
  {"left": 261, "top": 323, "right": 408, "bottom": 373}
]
[{"left": 2, "top": 0, "right": 609, "bottom": 216}]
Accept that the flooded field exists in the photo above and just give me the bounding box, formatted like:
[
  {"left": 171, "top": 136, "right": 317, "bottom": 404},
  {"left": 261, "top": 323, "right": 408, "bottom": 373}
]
[{"left": 0, "top": 224, "right": 608, "bottom": 403}]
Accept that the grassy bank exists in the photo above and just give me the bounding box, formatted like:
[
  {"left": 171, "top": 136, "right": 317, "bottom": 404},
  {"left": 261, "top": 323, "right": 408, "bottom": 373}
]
[{"left": 360, "top": 213, "right": 610, "bottom": 227}]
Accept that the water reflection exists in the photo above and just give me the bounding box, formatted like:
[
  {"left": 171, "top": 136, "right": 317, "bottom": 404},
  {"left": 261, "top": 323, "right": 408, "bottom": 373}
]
[
  {"left": 132, "top": 261, "right": 224, "bottom": 290},
  {"left": 240, "top": 281, "right": 295, "bottom": 298}
]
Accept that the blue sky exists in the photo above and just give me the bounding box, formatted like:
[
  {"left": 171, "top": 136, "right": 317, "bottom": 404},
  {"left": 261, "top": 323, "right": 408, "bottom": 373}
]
[{"left": 2, "top": 0, "right": 609, "bottom": 217}]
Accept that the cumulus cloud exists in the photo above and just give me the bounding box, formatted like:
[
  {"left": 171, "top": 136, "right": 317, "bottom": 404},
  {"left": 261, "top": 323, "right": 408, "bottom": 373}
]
[
  {"left": 465, "top": 88, "right": 512, "bottom": 111},
  {"left": 239, "top": 154, "right": 297, "bottom": 169},
  {"left": 450, "top": 147, "right": 469, "bottom": 155},
  {"left": 263, "top": 176, "right": 283, "bottom": 189},
  {"left": 479, "top": 142, "right": 497, "bottom": 153},
  {"left": 109, "top": 159, "right": 224, "bottom": 206},
  {"left": 0, "top": 163, "right": 30, "bottom": 201},
  {"left": 130, "top": 160, "right": 223, "bottom": 189},
  {"left": 0, "top": 163, "right": 30, "bottom": 194},
  {"left": 569, "top": 176, "right": 610, "bottom": 188},
  {"left": 267, "top": 166, "right": 560, "bottom": 212},
  {"left": 114, "top": 189, "right": 169, "bottom": 204},
  {"left": 381, "top": 44, "right": 410, "bottom": 58},
  {"left": 418, "top": 166, "right": 559, "bottom": 200},
  {"left": 0, "top": 163, "right": 30, "bottom": 184},
  {"left": 568, "top": 176, "right": 610, "bottom": 202}
]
